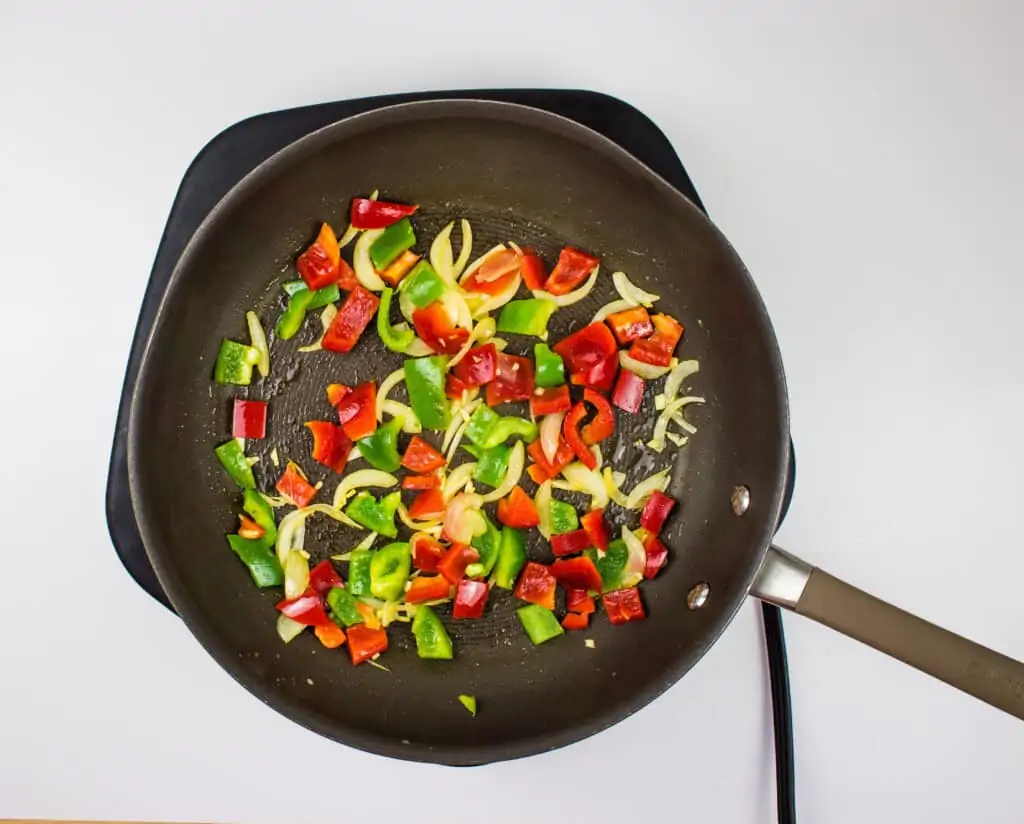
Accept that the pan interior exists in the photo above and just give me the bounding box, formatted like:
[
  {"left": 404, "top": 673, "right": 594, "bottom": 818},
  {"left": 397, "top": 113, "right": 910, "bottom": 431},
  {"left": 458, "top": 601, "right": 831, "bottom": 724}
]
[{"left": 129, "top": 102, "right": 788, "bottom": 764}]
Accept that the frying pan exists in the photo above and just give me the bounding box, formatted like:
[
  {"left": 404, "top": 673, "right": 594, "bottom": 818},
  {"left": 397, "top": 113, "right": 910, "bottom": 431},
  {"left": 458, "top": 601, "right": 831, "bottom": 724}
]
[{"left": 129, "top": 100, "right": 1024, "bottom": 765}]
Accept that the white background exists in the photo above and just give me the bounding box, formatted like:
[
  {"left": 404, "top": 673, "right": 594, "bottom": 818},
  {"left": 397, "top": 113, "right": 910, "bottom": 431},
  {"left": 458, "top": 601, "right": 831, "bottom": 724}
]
[{"left": 2, "top": 1, "right": 1022, "bottom": 822}]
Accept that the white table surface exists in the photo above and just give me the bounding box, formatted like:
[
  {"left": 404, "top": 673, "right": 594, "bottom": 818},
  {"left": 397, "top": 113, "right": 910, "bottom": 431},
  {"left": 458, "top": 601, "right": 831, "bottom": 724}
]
[{"left": 3, "top": 1, "right": 1022, "bottom": 821}]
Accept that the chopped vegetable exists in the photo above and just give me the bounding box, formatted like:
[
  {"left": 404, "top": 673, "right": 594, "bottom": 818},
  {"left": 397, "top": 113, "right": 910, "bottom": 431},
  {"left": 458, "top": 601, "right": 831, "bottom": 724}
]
[
  {"left": 458, "top": 694, "right": 477, "bottom": 715},
  {"left": 518, "top": 250, "right": 546, "bottom": 290},
  {"left": 612, "top": 270, "right": 659, "bottom": 307},
  {"left": 533, "top": 343, "right": 566, "bottom": 387},
  {"left": 347, "top": 549, "right": 373, "bottom": 596},
  {"left": 327, "top": 586, "right": 365, "bottom": 627},
  {"left": 611, "top": 370, "right": 645, "bottom": 413},
  {"left": 624, "top": 468, "right": 672, "bottom": 511},
  {"left": 379, "top": 250, "right": 420, "bottom": 287},
  {"left": 527, "top": 436, "right": 574, "bottom": 483},
  {"left": 305, "top": 421, "right": 352, "bottom": 473},
  {"left": 562, "top": 612, "right": 589, "bottom": 631},
  {"left": 412, "top": 302, "right": 470, "bottom": 354},
  {"left": 347, "top": 624, "right": 389, "bottom": 665},
  {"left": 401, "top": 436, "right": 446, "bottom": 473},
  {"left": 481, "top": 417, "right": 537, "bottom": 449},
  {"left": 369, "top": 217, "right": 416, "bottom": 270},
  {"left": 628, "top": 313, "right": 684, "bottom": 367},
  {"left": 580, "top": 508, "right": 610, "bottom": 551},
  {"left": 214, "top": 439, "right": 256, "bottom": 488},
  {"left": 400, "top": 260, "right": 447, "bottom": 308},
  {"left": 314, "top": 622, "right": 347, "bottom": 648},
  {"left": 530, "top": 385, "right": 571, "bottom": 417},
  {"left": 344, "top": 491, "right": 400, "bottom": 537},
  {"left": 437, "top": 543, "right": 481, "bottom": 585},
  {"left": 566, "top": 588, "right": 596, "bottom": 614},
  {"left": 552, "top": 322, "right": 617, "bottom": 384},
  {"left": 640, "top": 490, "right": 676, "bottom": 535},
  {"left": 408, "top": 487, "right": 445, "bottom": 521},
  {"left": 233, "top": 399, "right": 268, "bottom": 439},
  {"left": 323, "top": 285, "right": 380, "bottom": 353},
  {"left": 276, "top": 288, "right": 316, "bottom": 340},
  {"left": 404, "top": 356, "right": 451, "bottom": 430},
  {"left": 602, "top": 587, "right": 646, "bottom": 625},
  {"left": 514, "top": 561, "right": 557, "bottom": 610},
  {"left": 227, "top": 535, "right": 283, "bottom": 587},
  {"left": 563, "top": 403, "right": 596, "bottom": 469},
  {"left": 453, "top": 579, "right": 490, "bottom": 619},
  {"left": 308, "top": 560, "right": 343, "bottom": 597},
  {"left": 606, "top": 306, "right": 653, "bottom": 344},
  {"left": 412, "top": 605, "right": 453, "bottom": 659},
  {"left": 497, "top": 299, "right": 557, "bottom": 338},
  {"left": 492, "top": 527, "right": 526, "bottom": 590},
  {"left": 643, "top": 534, "right": 669, "bottom": 579},
  {"left": 214, "top": 339, "right": 260, "bottom": 385},
  {"left": 580, "top": 389, "right": 615, "bottom": 444},
  {"left": 464, "top": 405, "right": 500, "bottom": 447},
  {"left": 297, "top": 223, "right": 343, "bottom": 290},
  {"left": 543, "top": 247, "right": 599, "bottom": 296},
  {"left": 281, "top": 280, "right": 341, "bottom": 309},
  {"left": 497, "top": 486, "right": 540, "bottom": 528},
  {"left": 411, "top": 533, "right": 448, "bottom": 571},
  {"left": 517, "top": 604, "right": 564, "bottom": 645},
  {"left": 245, "top": 311, "right": 271, "bottom": 377},
  {"left": 452, "top": 343, "right": 497, "bottom": 387},
  {"left": 350, "top": 197, "right": 417, "bottom": 229},
  {"left": 276, "top": 589, "right": 332, "bottom": 626},
  {"left": 377, "top": 287, "right": 416, "bottom": 352},
  {"left": 405, "top": 574, "right": 453, "bottom": 604},
  {"left": 331, "top": 467, "right": 397, "bottom": 509},
  {"left": 466, "top": 512, "right": 502, "bottom": 578},
  {"left": 474, "top": 443, "right": 511, "bottom": 489},
  {"left": 369, "top": 541, "right": 411, "bottom": 601},
  {"left": 486, "top": 353, "right": 535, "bottom": 406},
  {"left": 275, "top": 462, "right": 317, "bottom": 507},
  {"left": 550, "top": 529, "right": 593, "bottom": 557},
  {"left": 551, "top": 555, "right": 603, "bottom": 591},
  {"left": 356, "top": 416, "right": 403, "bottom": 472}
]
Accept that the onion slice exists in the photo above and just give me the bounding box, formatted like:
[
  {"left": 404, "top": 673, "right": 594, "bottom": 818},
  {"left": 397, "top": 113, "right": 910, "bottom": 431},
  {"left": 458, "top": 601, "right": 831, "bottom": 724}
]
[
  {"left": 535, "top": 481, "right": 553, "bottom": 539},
  {"left": 620, "top": 526, "right": 647, "bottom": 587},
  {"left": 649, "top": 396, "right": 705, "bottom": 453},
  {"left": 664, "top": 359, "right": 700, "bottom": 402},
  {"left": 332, "top": 470, "right": 399, "bottom": 509},
  {"left": 619, "top": 350, "right": 676, "bottom": 380},
  {"left": 429, "top": 222, "right": 458, "bottom": 286},
  {"left": 245, "top": 311, "right": 270, "bottom": 376},
  {"left": 375, "top": 368, "right": 406, "bottom": 421},
  {"left": 624, "top": 469, "right": 672, "bottom": 510},
  {"left": 443, "top": 462, "right": 478, "bottom": 502},
  {"left": 276, "top": 614, "right": 306, "bottom": 643},
  {"left": 381, "top": 400, "right": 421, "bottom": 433},
  {"left": 532, "top": 265, "right": 599, "bottom": 307},
  {"left": 452, "top": 219, "right": 473, "bottom": 277},
  {"left": 460, "top": 244, "right": 508, "bottom": 285},
  {"left": 397, "top": 503, "right": 442, "bottom": 535},
  {"left": 561, "top": 462, "right": 610, "bottom": 510},
  {"left": 353, "top": 228, "right": 387, "bottom": 291},
  {"left": 441, "top": 289, "right": 474, "bottom": 331},
  {"left": 405, "top": 337, "right": 434, "bottom": 356},
  {"left": 297, "top": 304, "right": 338, "bottom": 353},
  {"left": 539, "top": 412, "right": 565, "bottom": 463},
  {"left": 479, "top": 441, "right": 525, "bottom": 503},
  {"left": 592, "top": 298, "right": 633, "bottom": 323},
  {"left": 283, "top": 550, "right": 310, "bottom": 600},
  {"left": 471, "top": 274, "right": 522, "bottom": 318},
  {"left": 613, "top": 270, "right": 660, "bottom": 307},
  {"left": 603, "top": 469, "right": 630, "bottom": 507}
]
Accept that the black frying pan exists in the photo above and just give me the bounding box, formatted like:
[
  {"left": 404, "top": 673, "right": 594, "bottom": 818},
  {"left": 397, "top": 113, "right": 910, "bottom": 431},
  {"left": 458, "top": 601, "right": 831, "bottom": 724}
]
[{"left": 129, "top": 100, "right": 1024, "bottom": 765}]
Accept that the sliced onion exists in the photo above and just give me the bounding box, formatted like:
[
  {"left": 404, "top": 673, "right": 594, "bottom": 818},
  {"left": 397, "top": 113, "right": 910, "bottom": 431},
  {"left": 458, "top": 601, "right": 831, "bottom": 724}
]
[
  {"left": 398, "top": 291, "right": 417, "bottom": 324},
  {"left": 448, "top": 317, "right": 496, "bottom": 368},
  {"left": 453, "top": 219, "right": 473, "bottom": 277},
  {"left": 671, "top": 411, "right": 698, "bottom": 435},
  {"left": 297, "top": 304, "right": 338, "bottom": 352},
  {"left": 620, "top": 526, "right": 647, "bottom": 587},
  {"left": 397, "top": 503, "right": 442, "bottom": 535},
  {"left": 619, "top": 350, "right": 676, "bottom": 380},
  {"left": 479, "top": 441, "right": 525, "bottom": 503},
  {"left": 535, "top": 481, "right": 553, "bottom": 539},
  {"left": 381, "top": 400, "right": 421, "bottom": 433},
  {"left": 625, "top": 469, "right": 672, "bottom": 510},
  {"left": 275, "top": 507, "right": 309, "bottom": 565},
  {"left": 276, "top": 614, "right": 306, "bottom": 643},
  {"left": 444, "top": 419, "right": 469, "bottom": 463},
  {"left": 441, "top": 289, "right": 473, "bottom": 330},
  {"left": 603, "top": 468, "right": 630, "bottom": 507},
  {"left": 539, "top": 412, "right": 565, "bottom": 463},
  {"left": 353, "top": 228, "right": 387, "bottom": 291},
  {"left": 332, "top": 470, "right": 399, "bottom": 509},
  {"left": 561, "top": 462, "right": 609, "bottom": 510},
  {"left": 443, "top": 492, "right": 486, "bottom": 543},
  {"left": 245, "top": 311, "right": 270, "bottom": 377},
  {"left": 347, "top": 444, "right": 363, "bottom": 464},
  {"left": 592, "top": 298, "right": 633, "bottom": 323},
  {"left": 429, "top": 221, "right": 458, "bottom": 286},
  {"left": 405, "top": 337, "right": 434, "bottom": 356},
  {"left": 532, "top": 265, "right": 599, "bottom": 308},
  {"left": 337, "top": 189, "right": 378, "bottom": 248},
  {"left": 375, "top": 368, "right": 406, "bottom": 421},
  {"left": 590, "top": 443, "right": 603, "bottom": 470},
  {"left": 471, "top": 273, "right": 522, "bottom": 318},
  {"left": 283, "top": 549, "right": 310, "bottom": 600},
  {"left": 270, "top": 447, "right": 280, "bottom": 468},
  {"left": 613, "top": 270, "right": 659, "bottom": 307},
  {"left": 459, "top": 244, "right": 508, "bottom": 285},
  {"left": 664, "top": 359, "right": 700, "bottom": 401},
  {"left": 443, "top": 462, "right": 477, "bottom": 502},
  {"left": 667, "top": 432, "right": 689, "bottom": 447},
  {"left": 649, "top": 396, "right": 705, "bottom": 453}
]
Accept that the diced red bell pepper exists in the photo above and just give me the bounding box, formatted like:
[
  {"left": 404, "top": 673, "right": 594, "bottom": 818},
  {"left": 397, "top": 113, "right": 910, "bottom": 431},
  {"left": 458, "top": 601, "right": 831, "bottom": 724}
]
[
  {"left": 379, "top": 250, "right": 420, "bottom": 287},
  {"left": 408, "top": 488, "right": 445, "bottom": 521},
  {"left": 232, "top": 399, "right": 268, "bottom": 439},
  {"left": 314, "top": 622, "right": 347, "bottom": 648},
  {"left": 643, "top": 534, "right": 669, "bottom": 579},
  {"left": 606, "top": 306, "right": 654, "bottom": 344},
  {"left": 308, "top": 560, "right": 343, "bottom": 598},
  {"left": 640, "top": 490, "right": 676, "bottom": 535},
  {"left": 519, "top": 250, "right": 546, "bottom": 290},
  {"left": 550, "top": 529, "right": 593, "bottom": 558},
  {"left": 497, "top": 485, "right": 540, "bottom": 528},
  {"left": 276, "top": 588, "right": 332, "bottom": 626},
  {"left": 453, "top": 579, "right": 490, "bottom": 619},
  {"left": 305, "top": 421, "right": 352, "bottom": 474},
  {"left": 529, "top": 385, "right": 571, "bottom": 418},
  {"left": 445, "top": 373, "right": 470, "bottom": 399},
  {"left": 566, "top": 588, "right": 596, "bottom": 615},
  {"left": 326, "top": 383, "right": 351, "bottom": 407},
  {"left": 563, "top": 403, "right": 596, "bottom": 469},
  {"left": 276, "top": 462, "right": 317, "bottom": 508},
  {"left": 452, "top": 343, "right": 497, "bottom": 387},
  {"left": 412, "top": 535, "right": 448, "bottom": 572},
  {"left": 602, "top": 587, "right": 646, "bottom": 625},
  {"left": 526, "top": 438, "right": 574, "bottom": 482},
  {"left": 402, "top": 472, "right": 441, "bottom": 491},
  {"left": 336, "top": 258, "right": 358, "bottom": 291},
  {"left": 336, "top": 381, "right": 377, "bottom": 441},
  {"left": 580, "top": 389, "right": 615, "bottom": 444},
  {"left": 580, "top": 509, "right": 611, "bottom": 551},
  {"left": 543, "top": 247, "right": 599, "bottom": 296},
  {"left": 323, "top": 285, "right": 380, "bottom": 353},
  {"left": 462, "top": 248, "right": 520, "bottom": 295},
  {"left": 405, "top": 574, "right": 453, "bottom": 604},
  {"left": 513, "top": 561, "right": 557, "bottom": 610},
  {"left": 611, "top": 370, "right": 645, "bottom": 414},
  {"left": 571, "top": 352, "right": 618, "bottom": 392},
  {"left": 237, "top": 514, "right": 265, "bottom": 540},
  {"left": 437, "top": 543, "right": 480, "bottom": 585},
  {"left": 349, "top": 197, "right": 417, "bottom": 229},
  {"left": 561, "top": 612, "right": 590, "bottom": 631},
  {"left": 412, "top": 302, "right": 470, "bottom": 355},
  {"left": 297, "top": 223, "right": 342, "bottom": 290},
  {"left": 401, "top": 435, "right": 446, "bottom": 473},
  {"left": 628, "top": 313, "right": 684, "bottom": 367},
  {"left": 356, "top": 601, "right": 382, "bottom": 630},
  {"left": 485, "top": 353, "right": 535, "bottom": 406},
  {"left": 551, "top": 555, "right": 602, "bottom": 592},
  {"left": 553, "top": 322, "right": 617, "bottom": 378},
  {"left": 346, "top": 624, "right": 389, "bottom": 665}
]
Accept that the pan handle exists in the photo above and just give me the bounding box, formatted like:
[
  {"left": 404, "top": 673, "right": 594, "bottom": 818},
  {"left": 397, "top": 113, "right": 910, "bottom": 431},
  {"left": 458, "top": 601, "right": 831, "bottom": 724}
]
[{"left": 751, "top": 546, "right": 1024, "bottom": 720}]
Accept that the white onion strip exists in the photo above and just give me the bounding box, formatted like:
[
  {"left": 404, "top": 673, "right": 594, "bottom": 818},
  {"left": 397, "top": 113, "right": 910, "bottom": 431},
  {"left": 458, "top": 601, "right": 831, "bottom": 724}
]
[
  {"left": 381, "top": 400, "right": 421, "bottom": 433},
  {"left": 624, "top": 469, "right": 672, "bottom": 510},
  {"left": 429, "top": 222, "right": 458, "bottom": 286},
  {"left": 375, "top": 368, "right": 406, "bottom": 421},
  {"left": 353, "top": 228, "right": 387, "bottom": 291},
  {"left": 561, "top": 462, "right": 609, "bottom": 510},
  {"left": 443, "top": 462, "right": 478, "bottom": 502},
  {"left": 535, "top": 481, "right": 553, "bottom": 539},
  {"left": 664, "top": 359, "right": 700, "bottom": 401},
  {"left": 332, "top": 470, "right": 399, "bottom": 509},
  {"left": 453, "top": 219, "right": 473, "bottom": 277},
  {"left": 620, "top": 526, "right": 647, "bottom": 587},
  {"left": 649, "top": 396, "right": 705, "bottom": 453},
  {"left": 539, "top": 412, "right": 565, "bottom": 463},
  {"left": 603, "top": 469, "right": 630, "bottom": 507},
  {"left": 245, "top": 311, "right": 270, "bottom": 376},
  {"left": 613, "top": 270, "right": 659, "bottom": 307},
  {"left": 471, "top": 274, "right": 521, "bottom": 318},
  {"left": 592, "top": 298, "right": 633, "bottom": 323}
]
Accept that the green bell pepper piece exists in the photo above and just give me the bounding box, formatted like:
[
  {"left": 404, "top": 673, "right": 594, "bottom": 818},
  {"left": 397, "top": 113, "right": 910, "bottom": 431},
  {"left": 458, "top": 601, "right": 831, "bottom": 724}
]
[
  {"left": 347, "top": 549, "right": 373, "bottom": 596},
  {"left": 492, "top": 527, "right": 526, "bottom": 589},
  {"left": 344, "top": 491, "right": 400, "bottom": 538},
  {"left": 356, "top": 417, "right": 403, "bottom": 472},
  {"left": 214, "top": 439, "right": 256, "bottom": 488},
  {"left": 481, "top": 417, "right": 538, "bottom": 449},
  {"left": 281, "top": 280, "right": 341, "bottom": 309},
  {"left": 370, "top": 541, "right": 411, "bottom": 601},
  {"left": 214, "top": 339, "right": 260, "bottom": 385},
  {"left": 464, "top": 405, "right": 499, "bottom": 447},
  {"left": 549, "top": 499, "right": 579, "bottom": 534},
  {"left": 275, "top": 288, "right": 316, "bottom": 340},
  {"left": 243, "top": 489, "right": 277, "bottom": 547},
  {"left": 458, "top": 694, "right": 477, "bottom": 715},
  {"left": 326, "top": 586, "right": 365, "bottom": 627},
  {"left": 473, "top": 444, "right": 511, "bottom": 489},
  {"left": 370, "top": 218, "right": 416, "bottom": 270},
  {"left": 497, "top": 299, "right": 557, "bottom": 338},
  {"left": 377, "top": 287, "right": 416, "bottom": 352},
  {"left": 533, "top": 343, "right": 566, "bottom": 387},
  {"left": 588, "top": 540, "right": 629, "bottom": 593},
  {"left": 226, "top": 534, "right": 283, "bottom": 587},
  {"left": 517, "top": 604, "right": 565, "bottom": 645},
  {"left": 466, "top": 513, "right": 502, "bottom": 579},
  {"left": 399, "top": 260, "right": 447, "bottom": 308},
  {"left": 404, "top": 356, "right": 450, "bottom": 430},
  {"left": 412, "top": 605, "right": 454, "bottom": 660}
]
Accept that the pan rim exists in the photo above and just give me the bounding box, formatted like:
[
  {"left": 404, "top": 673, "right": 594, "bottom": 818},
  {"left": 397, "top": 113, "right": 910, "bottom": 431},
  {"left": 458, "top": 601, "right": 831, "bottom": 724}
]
[{"left": 127, "top": 97, "right": 791, "bottom": 764}]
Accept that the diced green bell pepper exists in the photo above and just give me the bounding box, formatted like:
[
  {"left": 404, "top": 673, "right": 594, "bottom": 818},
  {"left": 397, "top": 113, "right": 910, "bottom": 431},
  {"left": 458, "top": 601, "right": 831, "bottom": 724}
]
[
  {"left": 243, "top": 489, "right": 277, "bottom": 547},
  {"left": 412, "top": 605, "right": 454, "bottom": 660},
  {"left": 404, "top": 356, "right": 450, "bottom": 430},
  {"left": 399, "top": 260, "right": 447, "bottom": 308},
  {"left": 326, "top": 586, "right": 365, "bottom": 627},
  {"left": 214, "top": 339, "right": 260, "bottom": 385},
  {"left": 517, "top": 604, "right": 565, "bottom": 645},
  {"left": 370, "top": 218, "right": 416, "bottom": 270},
  {"left": 464, "top": 405, "right": 500, "bottom": 447},
  {"left": 473, "top": 444, "right": 511, "bottom": 490},
  {"left": 369, "top": 541, "right": 411, "bottom": 601},
  {"left": 281, "top": 280, "right": 341, "bottom": 309},
  {"left": 481, "top": 417, "right": 538, "bottom": 449},
  {"left": 549, "top": 499, "right": 579, "bottom": 535},
  {"left": 497, "top": 299, "right": 557, "bottom": 338},
  {"left": 466, "top": 513, "right": 502, "bottom": 579},
  {"left": 377, "top": 287, "right": 416, "bottom": 352},
  {"left": 275, "top": 288, "right": 316, "bottom": 340},
  {"left": 226, "top": 534, "right": 283, "bottom": 587},
  {"left": 588, "top": 540, "right": 629, "bottom": 593},
  {"left": 492, "top": 527, "right": 526, "bottom": 590},
  {"left": 458, "top": 694, "right": 477, "bottom": 715},
  {"left": 214, "top": 439, "right": 256, "bottom": 488},
  {"left": 344, "top": 491, "right": 400, "bottom": 538},
  {"left": 534, "top": 343, "right": 566, "bottom": 387},
  {"left": 356, "top": 417, "right": 403, "bottom": 472},
  {"left": 347, "top": 549, "right": 373, "bottom": 596}
]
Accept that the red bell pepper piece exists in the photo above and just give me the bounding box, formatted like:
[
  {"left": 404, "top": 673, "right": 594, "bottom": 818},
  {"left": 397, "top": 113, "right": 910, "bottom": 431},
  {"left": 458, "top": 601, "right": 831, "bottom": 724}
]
[
  {"left": 237, "top": 514, "right": 265, "bottom": 540},
  {"left": 551, "top": 555, "right": 602, "bottom": 592},
  {"left": 408, "top": 488, "right": 445, "bottom": 521},
  {"left": 305, "top": 421, "right": 352, "bottom": 474},
  {"left": 308, "top": 560, "right": 343, "bottom": 598},
  {"left": 336, "top": 381, "right": 377, "bottom": 441},
  {"left": 566, "top": 588, "right": 596, "bottom": 615},
  {"left": 276, "top": 462, "right": 316, "bottom": 508},
  {"left": 326, "top": 383, "right": 351, "bottom": 407},
  {"left": 438, "top": 544, "right": 481, "bottom": 585},
  {"left": 356, "top": 601, "right": 382, "bottom": 630},
  {"left": 513, "top": 561, "right": 557, "bottom": 610},
  {"left": 405, "top": 574, "right": 453, "bottom": 604},
  {"left": 519, "top": 249, "right": 546, "bottom": 290},
  {"left": 314, "top": 622, "right": 347, "bottom": 649},
  {"left": 297, "top": 223, "right": 342, "bottom": 291},
  {"left": 561, "top": 612, "right": 590, "bottom": 631},
  {"left": 452, "top": 343, "right": 497, "bottom": 387},
  {"left": 453, "top": 579, "right": 490, "bottom": 619},
  {"left": 526, "top": 438, "right": 574, "bottom": 482},
  {"left": 602, "top": 587, "right": 646, "bottom": 625},
  {"left": 232, "top": 399, "right": 267, "bottom": 439},
  {"left": 606, "top": 306, "right": 654, "bottom": 344},
  {"left": 276, "top": 588, "right": 332, "bottom": 626},
  {"left": 643, "top": 534, "right": 669, "bottom": 579},
  {"left": 379, "top": 250, "right": 420, "bottom": 287},
  {"left": 412, "top": 535, "right": 448, "bottom": 572},
  {"left": 323, "top": 285, "right": 380, "bottom": 353},
  {"left": 445, "top": 373, "right": 470, "bottom": 399},
  {"left": 580, "top": 389, "right": 615, "bottom": 444},
  {"left": 611, "top": 370, "right": 645, "bottom": 414},
  {"left": 572, "top": 352, "right": 618, "bottom": 392},
  {"left": 349, "top": 197, "right": 417, "bottom": 229},
  {"left": 401, "top": 435, "right": 446, "bottom": 473},
  {"left": 402, "top": 472, "right": 441, "bottom": 491},
  {"left": 529, "top": 385, "right": 571, "bottom": 418},
  {"left": 336, "top": 258, "right": 358, "bottom": 291},
  {"left": 563, "top": 402, "right": 596, "bottom": 469},
  {"left": 550, "top": 529, "right": 593, "bottom": 558},
  {"left": 580, "top": 509, "right": 611, "bottom": 551},
  {"left": 640, "top": 490, "right": 676, "bottom": 535},
  {"left": 485, "top": 353, "right": 535, "bottom": 406},
  {"left": 553, "top": 322, "right": 617, "bottom": 378},
  {"left": 543, "top": 247, "right": 600, "bottom": 296},
  {"left": 346, "top": 624, "right": 389, "bottom": 665},
  {"left": 412, "top": 302, "right": 471, "bottom": 355},
  {"left": 497, "top": 486, "right": 540, "bottom": 528},
  {"left": 628, "top": 313, "right": 684, "bottom": 367},
  {"left": 462, "top": 248, "right": 520, "bottom": 295}
]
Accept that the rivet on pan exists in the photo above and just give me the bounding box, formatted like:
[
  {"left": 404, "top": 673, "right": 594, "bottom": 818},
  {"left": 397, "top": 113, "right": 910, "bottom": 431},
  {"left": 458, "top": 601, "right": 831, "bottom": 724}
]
[
  {"left": 731, "top": 485, "right": 751, "bottom": 516},
  {"left": 687, "top": 582, "right": 710, "bottom": 610}
]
